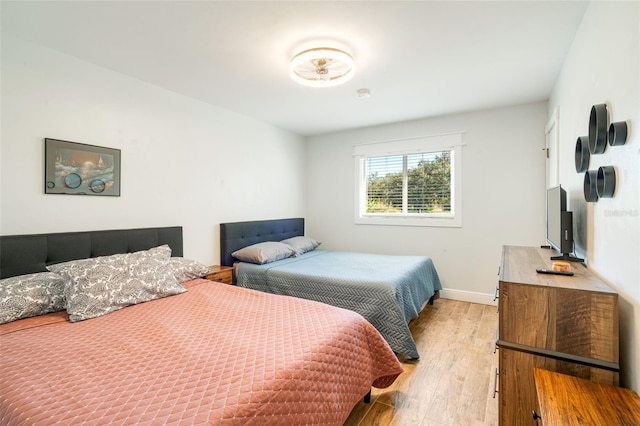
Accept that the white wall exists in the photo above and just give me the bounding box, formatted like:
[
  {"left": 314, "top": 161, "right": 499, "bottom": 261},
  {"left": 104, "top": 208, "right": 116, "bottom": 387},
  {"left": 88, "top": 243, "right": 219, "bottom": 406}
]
[
  {"left": 0, "top": 35, "right": 307, "bottom": 264},
  {"left": 549, "top": 1, "right": 639, "bottom": 391},
  {"left": 306, "top": 102, "right": 547, "bottom": 304}
]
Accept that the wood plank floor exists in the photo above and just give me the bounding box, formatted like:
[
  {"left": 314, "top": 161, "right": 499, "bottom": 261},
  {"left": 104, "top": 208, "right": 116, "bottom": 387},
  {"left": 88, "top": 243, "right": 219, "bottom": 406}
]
[{"left": 345, "top": 298, "right": 499, "bottom": 426}]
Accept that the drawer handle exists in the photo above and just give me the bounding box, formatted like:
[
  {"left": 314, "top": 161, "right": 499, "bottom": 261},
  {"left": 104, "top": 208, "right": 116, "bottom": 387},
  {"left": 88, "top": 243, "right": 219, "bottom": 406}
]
[
  {"left": 494, "top": 328, "right": 499, "bottom": 354},
  {"left": 493, "top": 286, "right": 499, "bottom": 301},
  {"left": 497, "top": 265, "right": 501, "bottom": 275},
  {"left": 492, "top": 368, "right": 499, "bottom": 398},
  {"left": 532, "top": 410, "right": 542, "bottom": 421}
]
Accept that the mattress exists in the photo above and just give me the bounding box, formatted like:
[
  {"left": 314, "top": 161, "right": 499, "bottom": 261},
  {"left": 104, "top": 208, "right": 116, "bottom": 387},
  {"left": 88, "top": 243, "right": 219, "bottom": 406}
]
[
  {"left": 236, "top": 250, "right": 443, "bottom": 359},
  {"left": 0, "top": 279, "right": 403, "bottom": 425}
]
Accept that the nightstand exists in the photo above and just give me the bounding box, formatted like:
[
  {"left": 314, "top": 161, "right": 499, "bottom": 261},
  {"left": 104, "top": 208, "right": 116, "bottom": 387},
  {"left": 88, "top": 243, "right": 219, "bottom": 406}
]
[{"left": 205, "top": 265, "right": 233, "bottom": 284}]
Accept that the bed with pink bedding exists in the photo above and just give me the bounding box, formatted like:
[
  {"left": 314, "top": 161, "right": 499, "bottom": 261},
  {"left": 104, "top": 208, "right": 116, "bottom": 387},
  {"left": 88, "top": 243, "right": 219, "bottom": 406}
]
[{"left": 0, "top": 227, "right": 403, "bottom": 425}]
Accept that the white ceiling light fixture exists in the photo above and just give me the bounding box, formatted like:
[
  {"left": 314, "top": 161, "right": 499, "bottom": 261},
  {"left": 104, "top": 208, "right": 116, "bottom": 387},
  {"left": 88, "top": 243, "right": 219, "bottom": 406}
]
[{"left": 289, "top": 47, "right": 355, "bottom": 88}]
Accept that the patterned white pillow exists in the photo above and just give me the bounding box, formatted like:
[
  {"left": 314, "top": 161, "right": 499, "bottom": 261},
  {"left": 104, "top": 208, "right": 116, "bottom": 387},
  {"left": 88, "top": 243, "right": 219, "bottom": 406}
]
[
  {"left": 48, "top": 245, "right": 185, "bottom": 322},
  {"left": 170, "top": 257, "right": 210, "bottom": 283},
  {"left": 0, "top": 272, "right": 66, "bottom": 324}
]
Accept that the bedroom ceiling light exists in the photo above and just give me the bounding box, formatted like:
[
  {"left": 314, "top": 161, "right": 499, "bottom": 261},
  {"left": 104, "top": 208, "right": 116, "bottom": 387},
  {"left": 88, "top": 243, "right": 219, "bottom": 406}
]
[{"left": 289, "top": 47, "right": 355, "bottom": 88}]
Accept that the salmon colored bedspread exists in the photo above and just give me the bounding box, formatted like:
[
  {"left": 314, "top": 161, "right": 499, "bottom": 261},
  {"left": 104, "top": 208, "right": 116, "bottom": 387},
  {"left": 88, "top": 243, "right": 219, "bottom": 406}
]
[{"left": 0, "top": 279, "right": 402, "bottom": 425}]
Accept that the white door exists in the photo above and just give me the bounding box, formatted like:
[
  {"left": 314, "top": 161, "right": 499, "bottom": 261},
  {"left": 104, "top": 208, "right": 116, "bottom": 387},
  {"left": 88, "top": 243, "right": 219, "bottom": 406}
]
[{"left": 545, "top": 107, "right": 559, "bottom": 189}]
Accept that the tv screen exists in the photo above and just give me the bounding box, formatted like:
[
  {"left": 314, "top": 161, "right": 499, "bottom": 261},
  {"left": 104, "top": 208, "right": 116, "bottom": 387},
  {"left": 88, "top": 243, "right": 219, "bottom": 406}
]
[
  {"left": 546, "top": 185, "right": 566, "bottom": 252},
  {"left": 546, "top": 185, "right": 582, "bottom": 262}
]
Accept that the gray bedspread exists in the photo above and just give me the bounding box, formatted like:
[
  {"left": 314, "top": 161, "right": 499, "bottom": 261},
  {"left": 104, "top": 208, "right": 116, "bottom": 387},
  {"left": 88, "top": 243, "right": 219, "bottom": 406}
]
[{"left": 236, "top": 250, "right": 442, "bottom": 359}]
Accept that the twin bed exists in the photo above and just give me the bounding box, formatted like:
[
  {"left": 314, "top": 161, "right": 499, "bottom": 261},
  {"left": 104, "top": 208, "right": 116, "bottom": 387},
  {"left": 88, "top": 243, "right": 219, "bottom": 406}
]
[
  {"left": 220, "top": 218, "right": 443, "bottom": 360},
  {"left": 0, "top": 226, "right": 403, "bottom": 425}
]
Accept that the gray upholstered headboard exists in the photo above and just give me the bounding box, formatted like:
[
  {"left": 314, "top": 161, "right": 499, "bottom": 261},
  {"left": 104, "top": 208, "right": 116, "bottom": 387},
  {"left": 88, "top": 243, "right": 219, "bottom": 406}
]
[
  {"left": 220, "top": 218, "right": 304, "bottom": 266},
  {"left": 0, "top": 226, "right": 183, "bottom": 279}
]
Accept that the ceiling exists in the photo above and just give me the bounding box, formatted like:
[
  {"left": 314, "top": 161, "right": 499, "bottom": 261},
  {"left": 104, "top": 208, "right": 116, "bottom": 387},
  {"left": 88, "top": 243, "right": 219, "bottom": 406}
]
[{"left": 1, "top": 1, "right": 589, "bottom": 136}]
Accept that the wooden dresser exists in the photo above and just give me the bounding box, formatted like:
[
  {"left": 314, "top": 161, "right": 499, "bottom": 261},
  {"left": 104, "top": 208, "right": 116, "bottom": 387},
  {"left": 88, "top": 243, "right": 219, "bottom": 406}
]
[
  {"left": 534, "top": 368, "right": 640, "bottom": 425},
  {"left": 496, "top": 246, "right": 619, "bottom": 425}
]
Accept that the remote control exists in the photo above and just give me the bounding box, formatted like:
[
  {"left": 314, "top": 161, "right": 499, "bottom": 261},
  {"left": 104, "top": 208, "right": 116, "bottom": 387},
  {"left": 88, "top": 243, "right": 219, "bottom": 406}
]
[{"left": 536, "top": 269, "right": 574, "bottom": 276}]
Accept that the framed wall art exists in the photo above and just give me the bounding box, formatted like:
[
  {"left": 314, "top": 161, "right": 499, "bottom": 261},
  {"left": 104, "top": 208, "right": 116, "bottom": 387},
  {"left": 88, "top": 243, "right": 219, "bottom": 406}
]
[{"left": 44, "top": 138, "right": 121, "bottom": 196}]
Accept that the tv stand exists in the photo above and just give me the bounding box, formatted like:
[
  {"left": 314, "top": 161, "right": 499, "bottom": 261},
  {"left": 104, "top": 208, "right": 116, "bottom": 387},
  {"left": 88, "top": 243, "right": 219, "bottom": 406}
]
[
  {"left": 550, "top": 253, "right": 584, "bottom": 263},
  {"left": 496, "top": 246, "right": 619, "bottom": 426}
]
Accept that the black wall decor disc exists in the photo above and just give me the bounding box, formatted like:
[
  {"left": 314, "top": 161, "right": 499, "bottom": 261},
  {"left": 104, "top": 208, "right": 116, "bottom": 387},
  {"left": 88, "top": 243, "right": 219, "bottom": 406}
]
[
  {"left": 575, "top": 136, "right": 590, "bottom": 173},
  {"left": 583, "top": 170, "right": 599, "bottom": 202},
  {"left": 64, "top": 173, "right": 82, "bottom": 189},
  {"left": 596, "top": 166, "right": 616, "bottom": 198},
  {"left": 608, "top": 121, "right": 628, "bottom": 146},
  {"left": 89, "top": 179, "right": 106, "bottom": 193},
  {"left": 589, "top": 104, "right": 608, "bottom": 154}
]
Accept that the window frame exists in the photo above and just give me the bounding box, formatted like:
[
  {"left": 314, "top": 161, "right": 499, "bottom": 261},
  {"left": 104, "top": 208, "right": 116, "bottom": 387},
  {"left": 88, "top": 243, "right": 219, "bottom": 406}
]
[{"left": 354, "top": 133, "right": 463, "bottom": 228}]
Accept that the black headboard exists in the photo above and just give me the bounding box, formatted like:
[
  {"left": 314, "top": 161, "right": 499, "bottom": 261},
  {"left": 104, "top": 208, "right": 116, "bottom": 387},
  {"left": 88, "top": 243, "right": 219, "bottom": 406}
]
[
  {"left": 220, "top": 218, "right": 304, "bottom": 266},
  {"left": 0, "top": 226, "right": 183, "bottom": 279}
]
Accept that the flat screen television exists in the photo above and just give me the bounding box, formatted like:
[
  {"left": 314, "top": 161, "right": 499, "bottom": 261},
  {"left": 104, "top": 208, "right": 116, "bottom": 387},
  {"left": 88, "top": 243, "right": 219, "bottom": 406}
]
[{"left": 546, "top": 185, "right": 583, "bottom": 262}]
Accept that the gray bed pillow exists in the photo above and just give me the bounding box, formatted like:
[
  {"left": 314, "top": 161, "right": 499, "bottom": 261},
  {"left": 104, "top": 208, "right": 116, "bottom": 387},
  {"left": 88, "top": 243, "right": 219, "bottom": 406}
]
[
  {"left": 47, "top": 244, "right": 185, "bottom": 322},
  {"left": 0, "top": 272, "right": 66, "bottom": 324},
  {"left": 170, "top": 257, "right": 210, "bottom": 283},
  {"left": 232, "top": 241, "right": 296, "bottom": 264},
  {"left": 280, "top": 236, "right": 321, "bottom": 256}
]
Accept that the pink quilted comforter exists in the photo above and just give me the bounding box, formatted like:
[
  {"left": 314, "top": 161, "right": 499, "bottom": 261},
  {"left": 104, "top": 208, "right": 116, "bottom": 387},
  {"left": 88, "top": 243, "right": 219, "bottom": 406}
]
[{"left": 0, "top": 279, "right": 402, "bottom": 425}]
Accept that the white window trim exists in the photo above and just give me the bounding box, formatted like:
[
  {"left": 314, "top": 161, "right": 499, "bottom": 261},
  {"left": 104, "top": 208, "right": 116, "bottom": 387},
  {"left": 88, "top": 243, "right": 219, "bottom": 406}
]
[{"left": 353, "top": 133, "right": 463, "bottom": 228}]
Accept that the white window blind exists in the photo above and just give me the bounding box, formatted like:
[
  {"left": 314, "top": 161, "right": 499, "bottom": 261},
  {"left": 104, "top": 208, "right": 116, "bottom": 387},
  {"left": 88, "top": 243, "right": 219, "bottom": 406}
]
[{"left": 354, "top": 133, "right": 463, "bottom": 227}]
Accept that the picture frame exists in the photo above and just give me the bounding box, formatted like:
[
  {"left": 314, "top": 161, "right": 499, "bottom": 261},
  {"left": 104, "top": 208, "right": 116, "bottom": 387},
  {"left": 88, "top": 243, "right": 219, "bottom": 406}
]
[{"left": 44, "top": 138, "right": 121, "bottom": 196}]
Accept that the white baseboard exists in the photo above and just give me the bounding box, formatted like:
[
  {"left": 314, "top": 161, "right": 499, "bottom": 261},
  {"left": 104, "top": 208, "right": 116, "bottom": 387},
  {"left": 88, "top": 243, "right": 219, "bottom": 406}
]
[{"left": 439, "top": 288, "right": 497, "bottom": 306}]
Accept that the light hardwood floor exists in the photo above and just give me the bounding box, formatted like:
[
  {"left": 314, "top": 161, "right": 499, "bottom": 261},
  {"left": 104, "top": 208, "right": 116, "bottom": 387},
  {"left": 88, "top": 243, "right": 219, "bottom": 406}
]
[{"left": 345, "top": 298, "right": 499, "bottom": 426}]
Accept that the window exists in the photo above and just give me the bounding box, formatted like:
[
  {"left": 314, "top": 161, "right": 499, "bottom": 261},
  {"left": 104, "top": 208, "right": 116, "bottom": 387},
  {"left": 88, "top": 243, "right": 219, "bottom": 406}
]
[{"left": 354, "top": 133, "right": 462, "bottom": 227}]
